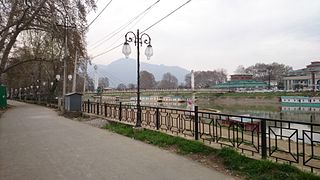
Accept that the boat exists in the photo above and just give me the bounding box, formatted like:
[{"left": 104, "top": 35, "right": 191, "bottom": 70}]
[
  {"left": 162, "top": 96, "right": 186, "bottom": 103},
  {"left": 130, "top": 96, "right": 186, "bottom": 103},
  {"left": 281, "top": 106, "right": 320, "bottom": 112},
  {"left": 280, "top": 96, "right": 320, "bottom": 107},
  {"left": 201, "top": 108, "right": 221, "bottom": 113},
  {"left": 219, "top": 114, "right": 260, "bottom": 132}
]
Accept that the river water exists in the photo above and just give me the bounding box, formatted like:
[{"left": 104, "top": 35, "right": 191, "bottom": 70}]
[
  {"left": 140, "top": 97, "right": 320, "bottom": 142},
  {"left": 197, "top": 100, "right": 320, "bottom": 124},
  {"left": 139, "top": 97, "right": 320, "bottom": 124}
]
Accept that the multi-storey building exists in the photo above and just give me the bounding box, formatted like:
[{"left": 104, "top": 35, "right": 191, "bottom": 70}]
[{"left": 283, "top": 61, "right": 320, "bottom": 91}]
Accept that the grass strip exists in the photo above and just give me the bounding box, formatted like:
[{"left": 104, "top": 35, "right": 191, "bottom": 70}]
[
  {"left": 103, "top": 121, "right": 320, "bottom": 180},
  {"left": 104, "top": 122, "right": 214, "bottom": 155}
]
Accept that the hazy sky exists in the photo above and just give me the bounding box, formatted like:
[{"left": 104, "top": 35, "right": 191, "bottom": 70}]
[{"left": 86, "top": 0, "right": 320, "bottom": 74}]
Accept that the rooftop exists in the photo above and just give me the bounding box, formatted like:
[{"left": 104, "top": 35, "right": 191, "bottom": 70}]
[{"left": 213, "top": 80, "right": 268, "bottom": 89}]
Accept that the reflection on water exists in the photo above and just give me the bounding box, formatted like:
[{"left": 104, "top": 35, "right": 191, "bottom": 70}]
[
  {"left": 197, "top": 100, "right": 320, "bottom": 124},
  {"left": 131, "top": 98, "right": 320, "bottom": 124},
  {"left": 125, "top": 101, "right": 186, "bottom": 108},
  {"left": 125, "top": 97, "right": 320, "bottom": 142},
  {"left": 268, "top": 123, "right": 320, "bottom": 143},
  {"left": 197, "top": 98, "right": 320, "bottom": 142}
]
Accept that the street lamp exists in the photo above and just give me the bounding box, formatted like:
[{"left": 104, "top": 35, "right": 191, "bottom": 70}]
[
  {"left": 42, "top": 82, "right": 46, "bottom": 103},
  {"left": 122, "top": 29, "right": 153, "bottom": 127},
  {"left": 68, "top": 74, "right": 72, "bottom": 81},
  {"left": 56, "top": 74, "right": 61, "bottom": 81}
]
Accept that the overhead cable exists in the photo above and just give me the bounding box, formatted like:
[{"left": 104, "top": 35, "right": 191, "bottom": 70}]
[
  {"left": 95, "top": 5, "right": 153, "bottom": 52},
  {"left": 89, "top": 0, "right": 160, "bottom": 50},
  {"left": 142, "top": 0, "right": 192, "bottom": 33},
  {"left": 92, "top": 43, "right": 123, "bottom": 59},
  {"left": 91, "top": 0, "right": 192, "bottom": 60},
  {"left": 87, "top": 0, "right": 113, "bottom": 28}
]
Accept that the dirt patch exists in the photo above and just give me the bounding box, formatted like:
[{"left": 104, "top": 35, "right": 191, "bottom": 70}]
[
  {"left": 186, "top": 153, "right": 242, "bottom": 179},
  {"left": 83, "top": 118, "right": 109, "bottom": 128},
  {"left": 160, "top": 145, "right": 242, "bottom": 179},
  {"left": 70, "top": 114, "right": 109, "bottom": 128}
]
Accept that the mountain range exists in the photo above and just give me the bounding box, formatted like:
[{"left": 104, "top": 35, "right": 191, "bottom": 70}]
[{"left": 88, "top": 58, "right": 190, "bottom": 87}]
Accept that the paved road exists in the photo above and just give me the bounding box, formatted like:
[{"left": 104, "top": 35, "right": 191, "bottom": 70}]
[{"left": 0, "top": 101, "right": 233, "bottom": 180}]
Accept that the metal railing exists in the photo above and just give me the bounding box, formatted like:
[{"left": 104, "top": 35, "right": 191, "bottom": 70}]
[{"left": 82, "top": 100, "right": 320, "bottom": 173}]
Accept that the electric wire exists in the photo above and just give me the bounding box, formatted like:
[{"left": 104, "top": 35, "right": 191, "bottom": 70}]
[
  {"left": 89, "top": 0, "right": 160, "bottom": 50},
  {"left": 141, "top": 0, "right": 191, "bottom": 33},
  {"left": 87, "top": 0, "right": 113, "bottom": 28},
  {"left": 95, "top": 4, "right": 153, "bottom": 53},
  {"left": 90, "top": 0, "right": 192, "bottom": 60},
  {"left": 92, "top": 43, "right": 122, "bottom": 59}
]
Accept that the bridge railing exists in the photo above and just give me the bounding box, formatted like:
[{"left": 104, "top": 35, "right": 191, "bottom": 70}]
[{"left": 82, "top": 100, "right": 320, "bottom": 173}]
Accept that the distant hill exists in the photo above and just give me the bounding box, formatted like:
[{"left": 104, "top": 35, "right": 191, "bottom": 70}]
[{"left": 88, "top": 58, "right": 190, "bottom": 87}]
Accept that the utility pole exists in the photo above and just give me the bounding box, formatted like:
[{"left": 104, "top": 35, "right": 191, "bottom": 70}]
[
  {"left": 72, "top": 49, "right": 77, "bottom": 92},
  {"left": 61, "top": 17, "right": 68, "bottom": 113},
  {"left": 83, "top": 59, "right": 87, "bottom": 93}
]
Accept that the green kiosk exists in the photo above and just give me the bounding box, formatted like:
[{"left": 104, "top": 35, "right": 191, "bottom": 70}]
[{"left": 0, "top": 85, "right": 7, "bottom": 108}]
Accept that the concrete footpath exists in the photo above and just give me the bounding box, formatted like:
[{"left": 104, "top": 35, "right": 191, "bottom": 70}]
[{"left": 0, "top": 101, "right": 233, "bottom": 180}]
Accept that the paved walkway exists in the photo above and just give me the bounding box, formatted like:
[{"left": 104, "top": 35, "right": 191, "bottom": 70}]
[{"left": 0, "top": 101, "right": 233, "bottom": 180}]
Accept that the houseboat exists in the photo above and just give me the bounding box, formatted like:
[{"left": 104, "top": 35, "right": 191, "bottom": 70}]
[
  {"left": 280, "top": 96, "right": 320, "bottom": 107},
  {"left": 130, "top": 96, "right": 186, "bottom": 103},
  {"left": 162, "top": 96, "right": 186, "bottom": 103},
  {"left": 130, "top": 96, "right": 163, "bottom": 102},
  {"left": 281, "top": 106, "right": 320, "bottom": 112}
]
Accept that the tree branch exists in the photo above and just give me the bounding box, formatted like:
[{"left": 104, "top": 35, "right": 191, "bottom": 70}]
[{"left": 3, "top": 57, "right": 54, "bottom": 74}]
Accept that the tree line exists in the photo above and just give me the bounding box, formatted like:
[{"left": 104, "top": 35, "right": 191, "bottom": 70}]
[
  {"left": 234, "top": 62, "right": 292, "bottom": 89},
  {"left": 93, "top": 62, "right": 293, "bottom": 91},
  {"left": 92, "top": 69, "right": 227, "bottom": 90},
  {"left": 1, "top": 0, "right": 96, "bottom": 98}
]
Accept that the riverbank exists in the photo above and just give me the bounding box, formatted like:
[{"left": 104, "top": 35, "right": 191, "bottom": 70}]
[{"left": 85, "top": 91, "right": 317, "bottom": 104}]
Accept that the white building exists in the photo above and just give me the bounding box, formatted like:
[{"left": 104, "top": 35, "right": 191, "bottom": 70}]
[{"left": 283, "top": 61, "right": 320, "bottom": 91}]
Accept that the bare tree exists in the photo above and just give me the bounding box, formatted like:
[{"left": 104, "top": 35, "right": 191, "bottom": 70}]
[
  {"left": 245, "top": 62, "right": 292, "bottom": 83},
  {"left": 158, "top": 72, "right": 178, "bottom": 89},
  {"left": 117, "top": 83, "right": 127, "bottom": 90},
  {"left": 140, "top": 70, "right": 156, "bottom": 89},
  {"left": 0, "top": 0, "right": 96, "bottom": 83},
  {"left": 86, "top": 77, "right": 94, "bottom": 92},
  {"left": 185, "top": 69, "right": 227, "bottom": 88},
  {"left": 98, "top": 77, "right": 109, "bottom": 88},
  {"left": 127, "top": 83, "right": 136, "bottom": 90},
  {"left": 234, "top": 65, "right": 246, "bottom": 74}
]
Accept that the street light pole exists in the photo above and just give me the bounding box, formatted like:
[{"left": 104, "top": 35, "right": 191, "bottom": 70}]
[
  {"left": 122, "top": 29, "right": 153, "bottom": 127},
  {"left": 62, "top": 17, "right": 68, "bottom": 113}
]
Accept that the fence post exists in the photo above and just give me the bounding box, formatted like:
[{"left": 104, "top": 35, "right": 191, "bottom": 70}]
[
  {"left": 156, "top": 107, "right": 160, "bottom": 130},
  {"left": 104, "top": 103, "right": 107, "bottom": 117},
  {"left": 261, "top": 119, "right": 267, "bottom": 159},
  {"left": 97, "top": 103, "right": 100, "bottom": 115},
  {"left": 194, "top": 106, "right": 199, "bottom": 140},
  {"left": 91, "top": 103, "right": 94, "bottom": 113},
  {"left": 119, "top": 102, "right": 122, "bottom": 121},
  {"left": 87, "top": 99, "right": 90, "bottom": 113}
]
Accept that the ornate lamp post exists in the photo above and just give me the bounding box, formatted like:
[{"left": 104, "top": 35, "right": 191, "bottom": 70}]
[{"left": 122, "top": 29, "right": 153, "bottom": 127}]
